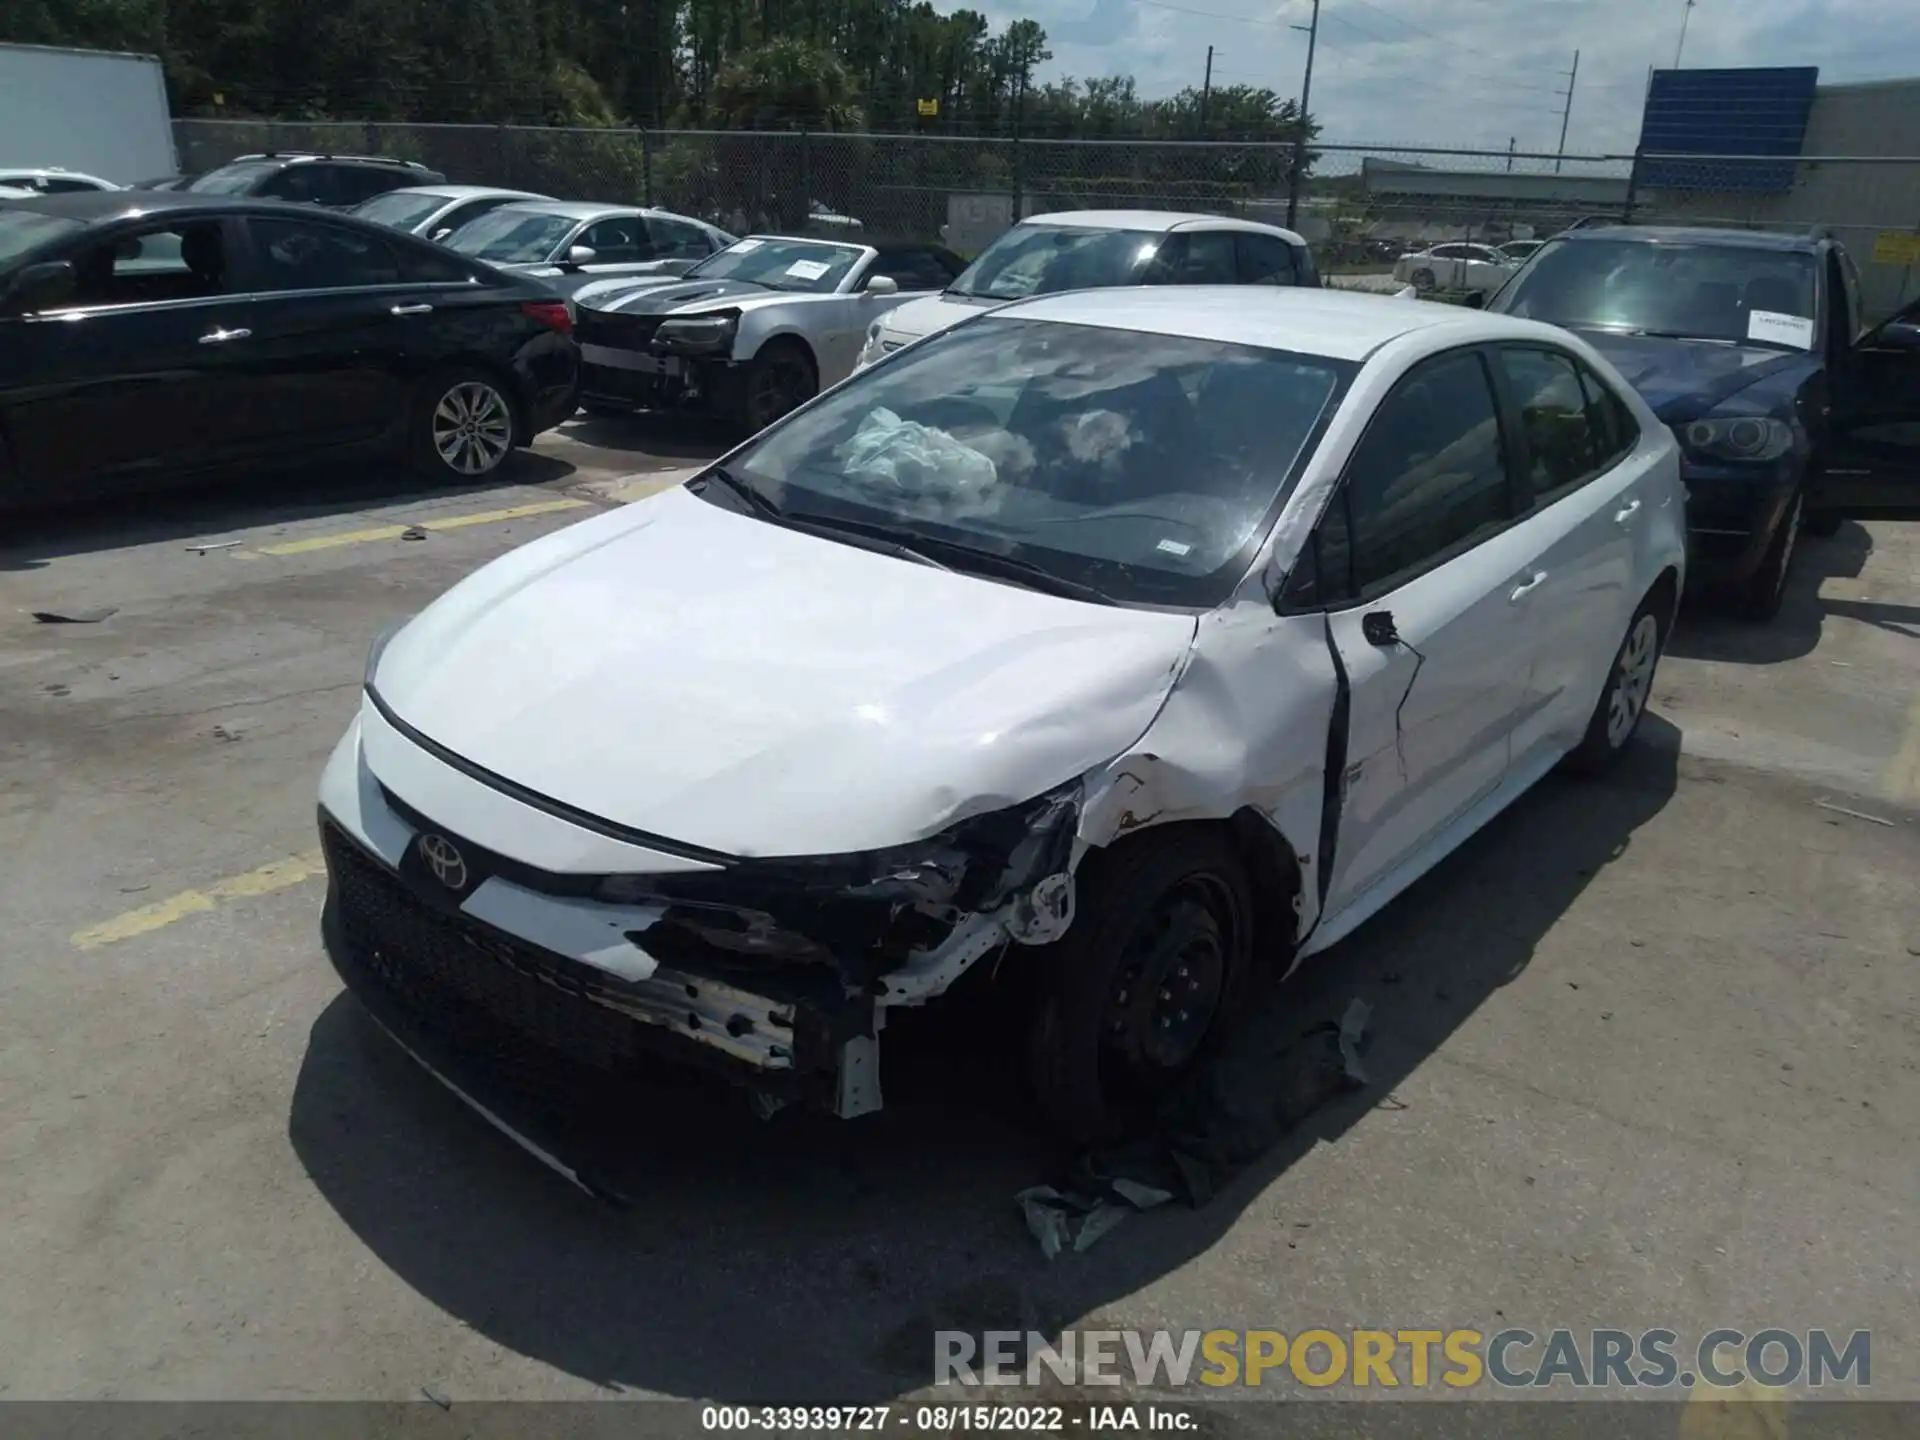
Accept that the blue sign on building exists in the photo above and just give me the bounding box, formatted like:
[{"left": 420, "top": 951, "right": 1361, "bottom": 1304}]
[{"left": 1635, "top": 66, "right": 1819, "bottom": 193}]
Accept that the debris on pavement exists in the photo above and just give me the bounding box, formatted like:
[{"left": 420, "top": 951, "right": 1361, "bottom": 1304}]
[
  {"left": 1016, "top": 995, "right": 1375, "bottom": 1257},
  {"left": 1813, "top": 799, "right": 1897, "bottom": 827},
  {"left": 420, "top": 1384, "right": 451, "bottom": 1410},
  {"left": 30, "top": 606, "right": 117, "bottom": 624},
  {"left": 185, "top": 540, "right": 244, "bottom": 554},
  {"left": 401, "top": 525, "right": 429, "bottom": 541}
]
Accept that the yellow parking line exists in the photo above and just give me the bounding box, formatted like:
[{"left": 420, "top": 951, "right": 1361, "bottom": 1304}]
[
  {"left": 257, "top": 497, "right": 589, "bottom": 556},
  {"left": 1885, "top": 686, "right": 1920, "bottom": 804},
  {"left": 72, "top": 849, "right": 326, "bottom": 951}
]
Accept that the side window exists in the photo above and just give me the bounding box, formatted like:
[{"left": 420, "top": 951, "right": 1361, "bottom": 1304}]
[
  {"left": 1159, "top": 231, "right": 1238, "bottom": 284},
  {"left": 1236, "top": 232, "right": 1299, "bottom": 286},
  {"left": 436, "top": 197, "right": 501, "bottom": 236},
  {"left": 338, "top": 168, "right": 406, "bottom": 205},
  {"left": 578, "top": 218, "right": 648, "bottom": 261},
  {"left": 258, "top": 166, "right": 324, "bottom": 204},
  {"left": 647, "top": 217, "right": 720, "bottom": 261},
  {"left": 46, "top": 220, "right": 233, "bottom": 310},
  {"left": 1496, "top": 347, "right": 1608, "bottom": 502},
  {"left": 1280, "top": 486, "right": 1355, "bottom": 610},
  {"left": 397, "top": 240, "right": 478, "bottom": 285},
  {"left": 248, "top": 218, "right": 403, "bottom": 290},
  {"left": 1574, "top": 362, "right": 1640, "bottom": 470},
  {"left": 1346, "top": 351, "right": 1513, "bottom": 594},
  {"left": 1430, "top": 245, "right": 1461, "bottom": 260},
  {"left": 870, "top": 247, "right": 958, "bottom": 290},
  {"left": 44, "top": 177, "right": 100, "bottom": 194}
]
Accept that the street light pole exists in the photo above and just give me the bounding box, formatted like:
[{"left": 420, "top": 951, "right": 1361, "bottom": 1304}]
[
  {"left": 1674, "top": 0, "right": 1696, "bottom": 67},
  {"left": 1286, "top": 0, "right": 1320, "bottom": 230}
]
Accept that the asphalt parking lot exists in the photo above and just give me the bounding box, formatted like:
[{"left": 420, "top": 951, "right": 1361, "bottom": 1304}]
[{"left": 2, "top": 421, "right": 1917, "bottom": 1408}]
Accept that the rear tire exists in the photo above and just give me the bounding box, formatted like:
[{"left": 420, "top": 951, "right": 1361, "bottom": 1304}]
[
  {"left": 1410, "top": 266, "right": 1436, "bottom": 292},
  {"left": 410, "top": 366, "right": 519, "bottom": 483},
  {"left": 1739, "top": 490, "right": 1802, "bottom": 622},
  {"left": 1025, "top": 831, "right": 1254, "bottom": 1148},
  {"left": 1563, "top": 591, "right": 1668, "bottom": 777}
]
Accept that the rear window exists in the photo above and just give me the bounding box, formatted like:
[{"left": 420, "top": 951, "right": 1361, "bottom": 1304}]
[
  {"left": 354, "top": 191, "right": 448, "bottom": 231},
  {"left": 0, "top": 210, "right": 83, "bottom": 267}
]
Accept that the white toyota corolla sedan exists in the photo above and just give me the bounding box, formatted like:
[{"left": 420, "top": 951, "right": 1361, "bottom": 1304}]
[{"left": 317, "top": 286, "right": 1685, "bottom": 1175}]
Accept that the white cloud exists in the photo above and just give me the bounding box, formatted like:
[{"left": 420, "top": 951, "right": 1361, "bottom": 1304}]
[{"left": 980, "top": 0, "right": 1920, "bottom": 157}]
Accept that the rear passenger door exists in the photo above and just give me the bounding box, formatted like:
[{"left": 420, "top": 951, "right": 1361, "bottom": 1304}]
[
  {"left": 1284, "top": 348, "right": 1538, "bottom": 923},
  {"left": 228, "top": 215, "right": 421, "bottom": 455},
  {"left": 1490, "top": 345, "right": 1651, "bottom": 771}
]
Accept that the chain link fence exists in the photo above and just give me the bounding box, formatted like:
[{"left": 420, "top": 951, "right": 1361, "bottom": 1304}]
[{"left": 174, "top": 119, "right": 1920, "bottom": 319}]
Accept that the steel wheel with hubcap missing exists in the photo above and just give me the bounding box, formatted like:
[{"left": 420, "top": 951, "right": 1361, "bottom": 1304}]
[
  {"left": 740, "top": 341, "right": 817, "bottom": 433},
  {"left": 1563, "top": 588, "right": 1670, "bottom": 775},
  {"left": 1027, "top": 831, "right": 1254, "bottom": 1146}
]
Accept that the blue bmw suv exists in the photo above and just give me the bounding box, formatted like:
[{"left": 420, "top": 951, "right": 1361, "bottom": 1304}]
[{"left": 1485, "top": 224, "right": 1920, "bottom": 620}]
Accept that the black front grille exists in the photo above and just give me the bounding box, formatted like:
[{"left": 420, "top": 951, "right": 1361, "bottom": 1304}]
[
  {"left": 322, "top": 823, "right": 654, "bottom": 1082},
  {"left": 576, "top": 310, "right": 663, "bottom": 349}
]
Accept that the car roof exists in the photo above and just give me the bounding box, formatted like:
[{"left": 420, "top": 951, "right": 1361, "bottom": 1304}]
[
  {"left": 379, "top": 185, "right": 548, "bottom": 202},
  {"left": 489, "top": 200, "right": 642, "bottom": 222},
  {"left": 1556, "top": 223, "right": 1821, "bottom": 254},
  {"left": 1019, "top": 209, "right": 1307, "bottom": 245},
  {"left": 988, "top": 285, "right": 1571, "bottom": 363},
  {"left": 741, "top": 233, "right": 868, "bottom": 248}
]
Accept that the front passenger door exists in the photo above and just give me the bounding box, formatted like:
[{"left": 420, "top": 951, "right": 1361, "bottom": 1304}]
[
  {"left": 1818, "top": 297, "right": 1920, "bottom": 519},
  {"left": 1303, "top": 349, "right": 1539, "bottom": 924}
]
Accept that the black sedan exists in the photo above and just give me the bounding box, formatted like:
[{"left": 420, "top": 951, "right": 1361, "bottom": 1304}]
[{"left": 0, "top": 191, "right": 580, "bottom": 506}]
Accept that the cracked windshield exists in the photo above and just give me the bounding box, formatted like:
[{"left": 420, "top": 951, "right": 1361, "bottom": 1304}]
[{"left": 727, "top": 317, "right": 1346, "bottom": 605}]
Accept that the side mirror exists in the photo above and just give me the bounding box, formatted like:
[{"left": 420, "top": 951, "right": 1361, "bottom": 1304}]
[
  {"left": 3, "top": 259, "right": 77, "bottom": 315},
  {"left": 864, "top": 274, "right": 899, "bottom": 296},
  {"left": 1462, "top": 291, "right": 1486, "bottom": 310},
  {"left": 1872, "top": 320, "right": 1920, "bottom": 352},
  {"left": 565, "top": 245, "right": 598, "bottom": 266}
]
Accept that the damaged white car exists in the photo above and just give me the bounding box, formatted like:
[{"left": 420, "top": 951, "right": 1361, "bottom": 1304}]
[{"left": 317, "top": 286, "right": 1685, "bottom": 1168}]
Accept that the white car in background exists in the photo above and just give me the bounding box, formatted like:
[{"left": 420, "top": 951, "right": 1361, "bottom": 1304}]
[
  {"left": 350, "top": 185, "right": 555, "bottom": 243},
  {"left": 856, "top": 209, "right": 1319, "bottom": 369},
  {"left": 1393, "top": 241, "right": 1516, "bottom": 296},
  {"left": 1500, "top": 239, "right": 1545, "bottom": 263},
  {"left": 317, "top": 285, "right": 1686, "bottom": 1173},
  {"left": 0, "top": 167, "right": 122, "bottom": 195}
]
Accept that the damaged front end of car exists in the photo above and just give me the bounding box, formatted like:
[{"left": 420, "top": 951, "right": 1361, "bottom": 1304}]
[{"left": 597, "top": 779, "right": 1086, "bottom": 1118}]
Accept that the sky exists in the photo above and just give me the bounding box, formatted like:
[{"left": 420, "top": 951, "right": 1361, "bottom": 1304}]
[{"left": 976, "top": 0, "right": 1920, "bottom": 159}]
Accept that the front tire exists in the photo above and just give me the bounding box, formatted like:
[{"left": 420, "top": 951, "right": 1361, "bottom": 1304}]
[
  {"left": 1739, "top": 490, "right": 1802, "bottom": 622},
  {"left": 738, "top": 339, "right": 818, "bottom": 434},
  {"left": 1025, "top": 831, "right": 1254, "bottom": 1147},
  {"left": 1563, "top": 592, "right": 1668, "bottom": 776},
  {"left": 1410, "top": 266, "right": 1436, "bottom": 292},
  {"left": 411, "top": 367, "right": 519, "bottom": 482}
]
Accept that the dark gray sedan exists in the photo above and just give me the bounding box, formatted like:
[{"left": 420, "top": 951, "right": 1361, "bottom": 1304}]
[{"left": 441, "top": 201, "right": 735, "bottom": 296}]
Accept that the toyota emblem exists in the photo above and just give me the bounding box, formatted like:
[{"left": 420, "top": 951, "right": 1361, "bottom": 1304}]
[{"left": 417, "top": 833, "right": 469, "bottom": 890}]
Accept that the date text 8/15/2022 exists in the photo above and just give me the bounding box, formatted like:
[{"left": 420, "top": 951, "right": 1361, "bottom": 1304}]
[{"left": 700, "top": 1405, "right": 1197, "bottom": 1431}]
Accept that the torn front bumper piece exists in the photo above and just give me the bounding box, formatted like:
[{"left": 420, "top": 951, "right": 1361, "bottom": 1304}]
[{"left": 316, "top": 782, "right": 1080, "bottom": 1128}]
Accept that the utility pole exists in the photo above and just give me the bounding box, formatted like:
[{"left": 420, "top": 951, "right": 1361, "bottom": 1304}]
[
  {"left": 1674, "top": 0, "right": 1696, "bottom": 67},
  {"left": 1199, "top": 45, "right": 1214, "bottom": 135},
  {"left": 1554, "top": 48, "right": 1579, "bottom": 173},
  {"left": 1286, "top": 0, "right": 1319, "bottom": 230}
]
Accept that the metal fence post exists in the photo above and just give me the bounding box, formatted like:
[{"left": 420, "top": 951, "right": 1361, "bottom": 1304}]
[
  {"left": 1623, "top": 146, "right": 1643, "bottom": 223},
  {"left": 1012, "top": 133, "right": 1024, "bottom": 222},
  {"left": 800, "top": 124, "right": 811, "bottom": 220},
  {"left": 642, "top": 129, "right": 654, "bottom": 207}
]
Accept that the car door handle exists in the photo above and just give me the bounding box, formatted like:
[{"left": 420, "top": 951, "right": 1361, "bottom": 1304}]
[
  {"left": 1614, "top": 498, "right": 1643, "bottom": 524},
  {"left": 1509, "top": 570, "right": 1548, "bottom": 601},
  {"left": 390, "top": 303, "right": 434, "bottom": 316},
  {"left": 197, "top": 327, "right": 251, "bottom": 345}
]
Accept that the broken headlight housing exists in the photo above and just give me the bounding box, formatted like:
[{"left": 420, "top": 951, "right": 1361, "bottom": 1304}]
[
  {"left": 653, "top": 310, "right": 740, "bottom": 354},
  {"left": 592, "top": 778, "right": 1083, "bottom": 913}
]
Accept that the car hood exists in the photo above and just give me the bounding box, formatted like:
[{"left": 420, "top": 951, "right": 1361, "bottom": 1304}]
[
  {"left": 575, "top": 275, "right": 813, "bottom": 316},
  {"left": 1573, "top": 329, "right": 1816, "bottom": 424},
  {"left": 371, "top": 485, "right": 1198, "bottom": 858},
  {"left": 878, "top": 291, "right": 1002, "bottom": 343}
]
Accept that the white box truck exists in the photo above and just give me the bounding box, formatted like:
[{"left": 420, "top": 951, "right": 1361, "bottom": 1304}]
[{"left": 0, "top": 42, "right": 178, "bottom": 184}]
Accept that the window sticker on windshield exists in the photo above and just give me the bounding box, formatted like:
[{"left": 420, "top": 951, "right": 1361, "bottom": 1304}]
[
  {"left": 1156, "top": 538, "right": 1193, "bottom": 557},
  {"left": 785, "top": 258, "right": 832, "bottom": 280},
  {"left": 1748, "top": 309, "right": 1815, "bottom": 350},
  {"left": 728, "top": 238, "right": 763, "bottom": 253}
]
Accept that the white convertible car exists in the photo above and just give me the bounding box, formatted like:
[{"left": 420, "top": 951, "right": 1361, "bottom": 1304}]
[
  {"left": 317, "top": 287, "right": 1685, "bottom": 1182},
  {"left": 569, "top": 234, "right": 968, "bottom": 431}
]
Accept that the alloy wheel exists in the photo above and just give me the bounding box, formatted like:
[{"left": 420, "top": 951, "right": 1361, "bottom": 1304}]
[
  {"left": 432, "top": 381, "right": 513, "bottom": 476},
  {"left": 1606, "top": 613, "right": 1661, "bottom": 748}
]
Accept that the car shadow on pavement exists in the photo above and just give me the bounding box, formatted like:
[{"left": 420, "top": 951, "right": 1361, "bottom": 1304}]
[
  {"left": 287, "top": 717, "right": 1682, "bottom": 1403},
  {"left": 556, "top": 411, "right": 735, "bottom": 460},
  {"left": 0, "top": 451, "right": 578, "bottom": 574},
  {"left": 1664, "top": 521, "right": 1872, "bottom": 666}
]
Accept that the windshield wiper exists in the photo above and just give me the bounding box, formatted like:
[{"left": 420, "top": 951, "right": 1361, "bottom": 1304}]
[
  {"left": 797, "top": 517, "right": 1115, "bottom": 603},
  {"left": 776, "top": 510, "right": 953, "bottom": 571},
  {"left": 693, "top": 465, "right": 783, "bottom": 520},
  {"left": 1625, "top": 328, "right": 1740, "bottom": 345}
]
